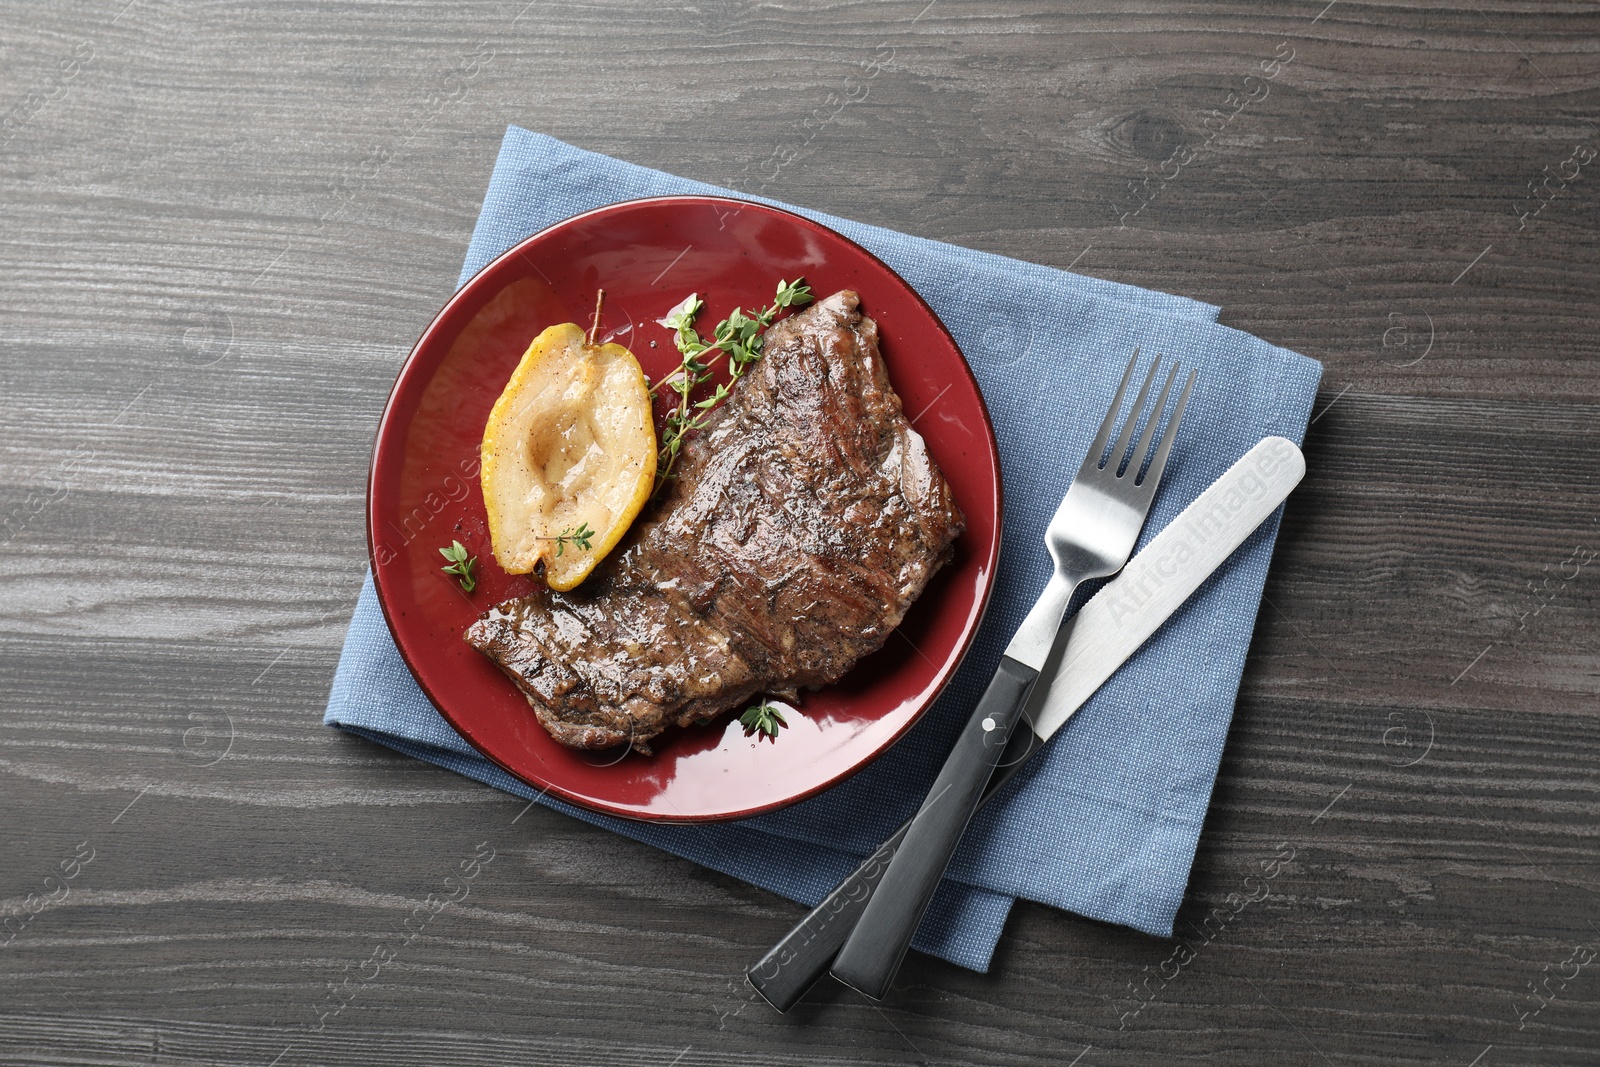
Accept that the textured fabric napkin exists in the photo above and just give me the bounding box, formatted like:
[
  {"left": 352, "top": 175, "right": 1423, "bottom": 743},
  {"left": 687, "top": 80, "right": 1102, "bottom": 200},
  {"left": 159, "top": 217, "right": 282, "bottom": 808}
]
[{"left": 325, "top": 126, "right": 1322, "bottom": 972}]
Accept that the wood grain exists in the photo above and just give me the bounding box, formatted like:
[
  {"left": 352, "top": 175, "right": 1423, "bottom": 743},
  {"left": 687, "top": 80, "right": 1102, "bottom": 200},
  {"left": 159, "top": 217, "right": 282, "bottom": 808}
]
[{"left": 2, "top": 0, "right": 1597, "bottom": 1063}]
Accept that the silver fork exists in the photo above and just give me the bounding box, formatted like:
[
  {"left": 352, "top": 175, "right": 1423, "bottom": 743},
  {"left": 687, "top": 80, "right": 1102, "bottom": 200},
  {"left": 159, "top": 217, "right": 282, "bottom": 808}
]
[
  {"left": 1007, "top": 348, "right": 1196, "bottom": 668},
  {"left": 829, "top": 347, "right": 1196, "bottom": 1002}
]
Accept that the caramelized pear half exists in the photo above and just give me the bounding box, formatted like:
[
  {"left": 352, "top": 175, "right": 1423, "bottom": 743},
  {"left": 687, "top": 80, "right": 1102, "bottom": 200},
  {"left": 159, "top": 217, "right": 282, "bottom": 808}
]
[{"left": 480, "top": 322, "right": 656, "bottom": 590}]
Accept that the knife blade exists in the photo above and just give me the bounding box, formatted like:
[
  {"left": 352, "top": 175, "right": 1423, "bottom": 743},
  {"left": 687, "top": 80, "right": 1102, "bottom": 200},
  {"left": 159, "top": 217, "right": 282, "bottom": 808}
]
[{"left": 745, "top": 435, "right": 1306, "bottom": 1011}]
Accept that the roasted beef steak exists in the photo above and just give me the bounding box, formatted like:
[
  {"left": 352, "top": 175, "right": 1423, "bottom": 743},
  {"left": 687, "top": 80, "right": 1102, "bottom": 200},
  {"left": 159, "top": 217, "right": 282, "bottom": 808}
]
[{"left": 465, "top": 290, "right": 965, "bottom": 753}]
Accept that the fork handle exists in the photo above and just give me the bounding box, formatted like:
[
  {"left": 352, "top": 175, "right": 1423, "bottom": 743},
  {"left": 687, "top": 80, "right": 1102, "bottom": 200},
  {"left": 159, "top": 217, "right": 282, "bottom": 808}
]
[
  {"left": 746, "top": 724, "right": 1046, "bottom": 1012},
  {"left": 829, "top": 655, "right": 1039, "bottom": 1001},
  {"left": 1005, "top": 569, "right": 1089, "bottom": 670}
]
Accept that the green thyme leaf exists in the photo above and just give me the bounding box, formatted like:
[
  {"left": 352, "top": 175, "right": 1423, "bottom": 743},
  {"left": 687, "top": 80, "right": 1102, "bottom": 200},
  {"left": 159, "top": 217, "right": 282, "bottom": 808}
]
[
  {"left": 438, "top": 540, "right": 477, "bottom": 592},
  {"left": 660, "top": 293, "right": 703, "bottom": 332},
  {"left": 739, "top": 701, "right": 788, "bottom": 739},
  {"left": 774, "top": 278, "right": 813, "bottom": 309},
  {"left": 543, "top": 522, "right": 596, "bottom": 558}
]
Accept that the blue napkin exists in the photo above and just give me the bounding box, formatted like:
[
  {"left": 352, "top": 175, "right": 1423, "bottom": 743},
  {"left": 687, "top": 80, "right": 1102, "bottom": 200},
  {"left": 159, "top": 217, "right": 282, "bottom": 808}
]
[{"left": 326, "top": 126, "right": 1322, "bottom": 972}]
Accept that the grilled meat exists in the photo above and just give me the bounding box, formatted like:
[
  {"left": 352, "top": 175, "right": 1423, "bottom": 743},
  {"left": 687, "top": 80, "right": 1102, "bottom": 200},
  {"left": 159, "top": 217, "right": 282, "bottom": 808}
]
[{"left": 465, "top": 290, "right": 965, "bottom": 753}]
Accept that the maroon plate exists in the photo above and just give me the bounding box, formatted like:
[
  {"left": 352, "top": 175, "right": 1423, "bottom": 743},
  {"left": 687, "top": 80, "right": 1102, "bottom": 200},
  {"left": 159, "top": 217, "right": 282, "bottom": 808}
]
[{"left": 368, "top": 195, "right": 1000, "bottom": 821}]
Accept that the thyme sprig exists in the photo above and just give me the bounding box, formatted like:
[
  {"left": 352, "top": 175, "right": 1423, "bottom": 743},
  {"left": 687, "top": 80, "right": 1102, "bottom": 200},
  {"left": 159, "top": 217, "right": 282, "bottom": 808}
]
[
  {"left": 538, "top": 522, "right": 595, "bottom": 557},
  {"left": 652, "top": 278, "right": 813, "bottom": 494},
  {"left": 438, "top": 540, "right": 477, "bottom": 592},
  {"left": 739, "top": 700, "right": 788, "bottom": 739}
]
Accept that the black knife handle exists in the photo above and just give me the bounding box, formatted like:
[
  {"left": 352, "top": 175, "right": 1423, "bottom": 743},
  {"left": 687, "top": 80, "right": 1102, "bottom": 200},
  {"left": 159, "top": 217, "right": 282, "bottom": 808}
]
[
  {"left": 829, "top": 655, "right": 1039, "bottom": 1000},
  {"left": 745, "top": 818, "right": 911, "bottom": 1011},
  {"left": 745, "top": 723, "right": 1045, "bottom": 1012}
]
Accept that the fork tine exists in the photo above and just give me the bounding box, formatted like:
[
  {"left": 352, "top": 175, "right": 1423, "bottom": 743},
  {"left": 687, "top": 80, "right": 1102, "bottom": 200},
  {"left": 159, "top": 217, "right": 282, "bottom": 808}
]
[
  {"left": 1107, "top": 351, "right": 1163, "bottom": 475},
  {"left": 1137, "top": 367, "right": 1197, "bottom": 493},
  {"left": 1129, "top": 360, "right": 1180, "bottom": 482},
  {"left": 1083, "top": 347, "right": 1140, "bottom": 472}
]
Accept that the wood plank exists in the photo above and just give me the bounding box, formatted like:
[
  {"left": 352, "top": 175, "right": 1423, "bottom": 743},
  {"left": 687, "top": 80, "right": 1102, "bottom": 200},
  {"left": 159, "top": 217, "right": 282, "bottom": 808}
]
[{"left": 2, "top": 0, "right": 1597, "bottom": 1063}]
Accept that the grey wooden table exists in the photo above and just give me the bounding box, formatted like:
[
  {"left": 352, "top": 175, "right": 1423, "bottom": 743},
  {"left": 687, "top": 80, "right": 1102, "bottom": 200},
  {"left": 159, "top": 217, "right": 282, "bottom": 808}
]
[{"left": 3, "top": 2, "right": 1597, "bottom": 1064}]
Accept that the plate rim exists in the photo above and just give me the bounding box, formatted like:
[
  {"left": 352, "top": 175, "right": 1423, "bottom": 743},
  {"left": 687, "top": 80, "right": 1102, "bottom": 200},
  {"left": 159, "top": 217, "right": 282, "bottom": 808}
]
[{"left": 366, "top": 193, "right": 1004, "bottom": 822}]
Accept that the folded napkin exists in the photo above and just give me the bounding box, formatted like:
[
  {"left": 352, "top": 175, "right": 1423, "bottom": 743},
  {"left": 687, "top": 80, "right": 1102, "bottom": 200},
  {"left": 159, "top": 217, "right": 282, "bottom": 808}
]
[{"left": 326, "top": 126, "right": 1322, "bottom": 972}]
